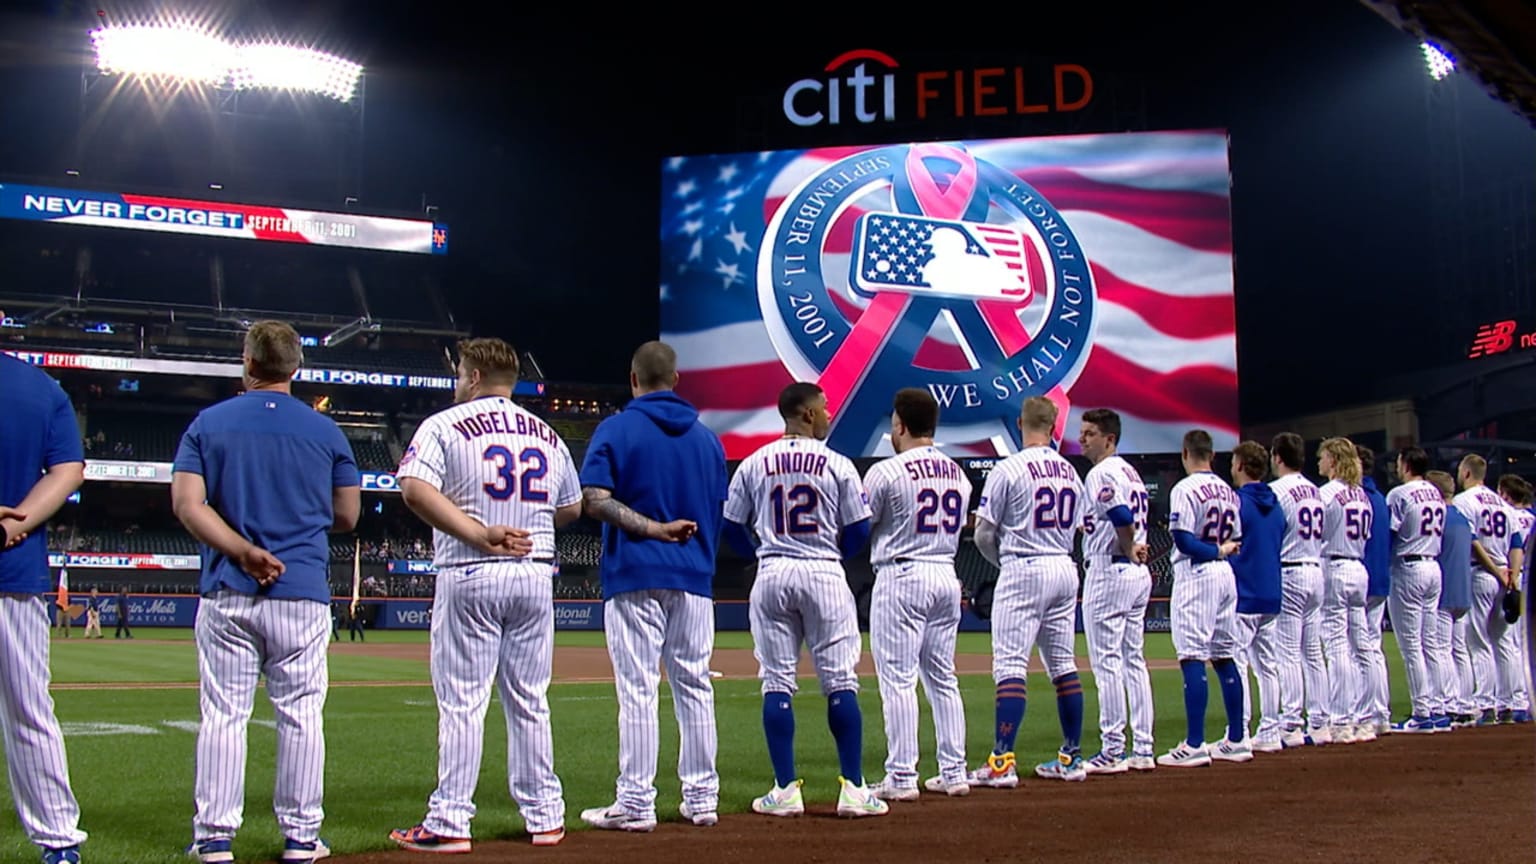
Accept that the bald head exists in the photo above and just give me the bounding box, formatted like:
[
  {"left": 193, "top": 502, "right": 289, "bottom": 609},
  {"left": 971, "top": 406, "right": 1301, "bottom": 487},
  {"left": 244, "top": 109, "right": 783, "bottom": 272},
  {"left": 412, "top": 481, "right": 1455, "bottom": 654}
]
[{"left": 630, "top": 341, "right": 678, "bottom": 394}]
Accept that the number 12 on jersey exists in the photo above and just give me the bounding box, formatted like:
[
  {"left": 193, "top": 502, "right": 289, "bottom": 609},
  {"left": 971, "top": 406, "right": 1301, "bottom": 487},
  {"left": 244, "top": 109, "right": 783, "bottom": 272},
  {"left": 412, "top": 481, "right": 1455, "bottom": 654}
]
[{"left": 771, "top": 484, "right": 819, "bottom": 535}]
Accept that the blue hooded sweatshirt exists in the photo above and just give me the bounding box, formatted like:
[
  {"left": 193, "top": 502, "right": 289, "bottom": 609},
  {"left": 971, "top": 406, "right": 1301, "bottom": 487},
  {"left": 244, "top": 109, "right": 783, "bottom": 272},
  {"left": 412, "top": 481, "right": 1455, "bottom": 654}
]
[
  {"left": 1230, "top": 481, "right": 1283, "bottom": 615},
  {"left": 579, "top": 391, "right": 727, "bottom": 600},
  {"left": 1361, "top": 476, "right": 1391, "bottom": 598}
]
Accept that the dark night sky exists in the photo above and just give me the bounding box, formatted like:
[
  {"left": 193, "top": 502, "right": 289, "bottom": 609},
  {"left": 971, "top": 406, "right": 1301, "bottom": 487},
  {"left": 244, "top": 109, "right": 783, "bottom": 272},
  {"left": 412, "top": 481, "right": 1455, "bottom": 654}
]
[{"left": 2, "top": 0, "right": 1533, "bottom": 424}]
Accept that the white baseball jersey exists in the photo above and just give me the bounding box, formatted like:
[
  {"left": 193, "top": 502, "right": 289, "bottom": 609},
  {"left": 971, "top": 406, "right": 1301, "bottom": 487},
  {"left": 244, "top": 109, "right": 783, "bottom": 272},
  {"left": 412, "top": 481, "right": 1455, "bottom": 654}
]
[
  {"left": 725, "top": 437, "right": 870, "bottom": 559},
  {"left": 1319, "top": 480, "right": 1372, "bottom": 559},
  {"left": 396, "top": 395, "right": 580, "bottom": 566},
  {"left": 1386, "top": 479, "right": 1446, "bottom": 557},
  {"left": 1167, "top": 471, "right": 1242, "bottom": 566},
  {"left": 1269, "top": 472, "right": 1325, "bottom": 564},
  {"left": 1081, "top": 455, "right": 1149, "bottom": 558},
  {"left": 975, "top": 445, "right": 1084, "bottom": 559},
  {"left": 1513, "top": 508, "right": 1535, "bottom": 555},
  {"left": 864, "top": 445, "right": 973, "bottom": 566},
  {"left": 1453, "top": 486, "right": 1521, "bottom": 567}
]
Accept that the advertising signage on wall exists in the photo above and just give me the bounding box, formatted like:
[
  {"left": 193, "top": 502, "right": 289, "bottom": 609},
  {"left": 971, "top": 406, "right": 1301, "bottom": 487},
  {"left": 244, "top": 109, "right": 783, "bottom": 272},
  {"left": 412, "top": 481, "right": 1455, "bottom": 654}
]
[
  {"left": 781, "top": 49, "right": 1094, "bottom": 128},
  {"left": 0, "top": 183, "right": 448, "bottom": 256}
]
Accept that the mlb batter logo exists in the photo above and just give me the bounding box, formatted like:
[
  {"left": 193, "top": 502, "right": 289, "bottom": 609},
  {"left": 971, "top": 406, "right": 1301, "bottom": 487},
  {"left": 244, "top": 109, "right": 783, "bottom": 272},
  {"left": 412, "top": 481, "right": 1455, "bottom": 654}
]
[
  {"left": 849, "top": 215, "right": 1036, "bottom": 303},
  {"left": 757, "top": 141, "right": 1097, "bottom": 455}
]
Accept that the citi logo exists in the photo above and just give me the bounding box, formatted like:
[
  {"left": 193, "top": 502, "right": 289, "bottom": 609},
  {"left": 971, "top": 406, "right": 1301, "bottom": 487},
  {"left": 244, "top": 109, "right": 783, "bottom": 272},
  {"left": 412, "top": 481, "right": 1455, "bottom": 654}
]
[
  {"left": 783, "top": 49, "right": 898, "bottom": 127},
  {"left": 783, "top": 49, "right": 1095, "bottom": 127}
]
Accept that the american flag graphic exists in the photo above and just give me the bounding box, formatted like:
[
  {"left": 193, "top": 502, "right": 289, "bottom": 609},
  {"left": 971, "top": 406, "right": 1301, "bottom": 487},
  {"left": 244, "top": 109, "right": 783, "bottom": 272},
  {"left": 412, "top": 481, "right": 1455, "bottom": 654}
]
[{"left": 659, "top": 131, "right": 1237, "bottom": 460}]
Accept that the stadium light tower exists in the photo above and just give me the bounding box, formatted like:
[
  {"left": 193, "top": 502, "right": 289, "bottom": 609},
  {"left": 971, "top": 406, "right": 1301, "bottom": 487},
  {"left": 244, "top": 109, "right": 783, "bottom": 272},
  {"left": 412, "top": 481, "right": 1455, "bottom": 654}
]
[{"left": 1421, "top": 40, "right": 1456, "bottom": 81}]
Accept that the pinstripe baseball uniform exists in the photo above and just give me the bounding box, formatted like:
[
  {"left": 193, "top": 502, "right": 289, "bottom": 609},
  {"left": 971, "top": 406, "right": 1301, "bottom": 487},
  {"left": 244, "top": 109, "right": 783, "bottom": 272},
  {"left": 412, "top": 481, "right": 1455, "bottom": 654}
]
[
  {"left": 1318, "top": 480, "right": 1372, "bottom": 735},
  {"left": 1268, "top": 472, "right": 1330, "bottom": 736},
  {"left": 0, "top": 354, "right": 87, "bottom": 857},
  {"left": 1080, "top": 455, "right": 1154, "bottom": 759},
  {"left": 977, "top": 447, "right": 1084, "bottom": 685},
  {"left": 396, "top": 395, "right": 579, "bottom": 839},
  {"left": 726, "top": 437, "right": 871, "bottom": 698},
  {"left": 1509, "top": 506, "right": 1534, "bottom": 715},
  {"left": 864, "top": 445, "right": 972, "bottom": 790},
  {"left": 175, "top": 390, "right": 359, "bottom": 857},
  {"left": 1452, "top": 486, "right": 1527, "bottom": 716},
  {"left": 1385, "top": 479, "right": 1445, "bottom": 722},
  {"left": 1167, "top": 473, "right": 1242, "bottom": 663}
]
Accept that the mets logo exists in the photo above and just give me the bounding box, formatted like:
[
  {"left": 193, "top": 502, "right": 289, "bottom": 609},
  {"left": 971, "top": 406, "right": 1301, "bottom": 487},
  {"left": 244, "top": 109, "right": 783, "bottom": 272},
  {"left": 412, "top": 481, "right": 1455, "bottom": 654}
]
[{"left": 756, "top": 142, "right": 1096, "bottom": 455}]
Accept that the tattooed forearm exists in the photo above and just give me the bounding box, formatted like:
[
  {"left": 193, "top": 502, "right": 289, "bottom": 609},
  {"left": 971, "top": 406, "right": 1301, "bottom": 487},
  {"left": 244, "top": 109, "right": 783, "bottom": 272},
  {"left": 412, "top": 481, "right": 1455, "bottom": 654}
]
[{"left": 582, "top": 487, "right": 655, "bottom": 536}]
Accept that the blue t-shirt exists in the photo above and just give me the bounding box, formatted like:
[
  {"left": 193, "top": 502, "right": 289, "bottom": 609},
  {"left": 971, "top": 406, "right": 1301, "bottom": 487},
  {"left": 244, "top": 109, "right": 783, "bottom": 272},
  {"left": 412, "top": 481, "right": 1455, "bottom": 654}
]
[
  {"left": 0, "top": 355, "right": 83, "bottom": 593},
  {"left": 1437, "top": 506, "right": 1473, "bottom": 612},
  {"left": 579, "top": 391, "right": 727, "bottom": 600},
  {"left": 173, "top": 391, "right": 359, "bottom": 604}
]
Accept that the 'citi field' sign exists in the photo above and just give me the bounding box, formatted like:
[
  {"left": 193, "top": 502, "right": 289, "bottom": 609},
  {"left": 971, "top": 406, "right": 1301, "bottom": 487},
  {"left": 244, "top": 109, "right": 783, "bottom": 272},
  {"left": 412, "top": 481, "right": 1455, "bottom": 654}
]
[{"left": 782, "top": 49, "right": 1093, "bottom": 127}]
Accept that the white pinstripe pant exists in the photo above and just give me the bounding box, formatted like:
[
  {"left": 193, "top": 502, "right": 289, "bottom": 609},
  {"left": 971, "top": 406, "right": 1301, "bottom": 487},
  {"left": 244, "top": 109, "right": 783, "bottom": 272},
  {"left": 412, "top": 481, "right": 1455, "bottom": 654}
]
[
  {"left": 604, "top": 589, "right": 719, "bottom": 818},
  {"left": 0, "top": 594, "right": 86, "bottom": 850},
  {"left": 870, "top": 561, "right": 966, "bottom": 787},
  {"left": 1081, "top": 560, "right": 1154, "bottom": 757},
  {"left": 424, "top": 561, "right": 564, "bottom": 837},
  {"left": 192, "top": 591, "right": 330, "bottom": 843}
]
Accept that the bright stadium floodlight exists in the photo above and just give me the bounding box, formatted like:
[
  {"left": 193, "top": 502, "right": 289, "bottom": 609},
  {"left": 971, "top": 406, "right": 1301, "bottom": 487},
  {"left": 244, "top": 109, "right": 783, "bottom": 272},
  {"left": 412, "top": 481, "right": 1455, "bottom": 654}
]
[
  {"left": 233, "top": 44, "right": 364, "bottom": 102},
  {"left": 1421, "top": 40, "right": 1456, "bottom": 81},
  {"left": 89, "top": 24, "right": 363, "bottom": 103},
  {"left": 90, "top": 23, "right": 233, "bottom": 84}
]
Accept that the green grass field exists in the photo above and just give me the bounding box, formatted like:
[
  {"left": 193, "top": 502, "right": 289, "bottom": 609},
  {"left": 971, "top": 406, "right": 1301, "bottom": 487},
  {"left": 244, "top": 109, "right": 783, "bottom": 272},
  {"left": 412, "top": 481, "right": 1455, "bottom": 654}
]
[{"left": 1, "top": 629, "right": 1415, "bottom": 863}]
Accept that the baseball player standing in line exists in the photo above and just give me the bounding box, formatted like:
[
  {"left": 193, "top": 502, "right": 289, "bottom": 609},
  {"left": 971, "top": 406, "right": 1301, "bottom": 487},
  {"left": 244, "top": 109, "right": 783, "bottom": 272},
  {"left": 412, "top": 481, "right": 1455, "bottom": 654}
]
[
  {"left": 1228, "top": 441, "right": 1285, "bottom": 753},
  {"left": 1268, "top": 434, "right": 1332, "bottom": 746},
  {"left": 1453, "top": 454, "right": 1526, "bottom": 725},
  {"left": 0, "top": 351, "right": 90, "bottom": 864},
  {"left": 1384, "top": 447, "right": 1446, "bottom": 733},
  {"left": 1495, "top": 474, "right": 1533, "bottom": 723},
  {"left": 967, "top": 396, "right": 1089, "bottom": 784},
  {"left": 578, "top": 341, "right": 726, "bottom": 831},
  {"left": 389, "top": 338, "right": 579, "bottom": 851},
  {"left": 1157, "top": 429, "right": 1251, "bottom": 767},
  {"left": 83, "top": 588, "right": 103, "bottom": 639},
  {"left": 114, "top": 586, "right": 132, "bottom": 639},
  {"left": 863, "top": 388, "right": 973, "bottom": 799},
  {"left": 1355, "top": 446, "right": 1393, "bottom": 736},
  {"left": 1315, "top": 437, "right": 1374, "bottom": 744},
  {"left": 1076, "top": 408, "right": 1156, "bottom": 774},
  {"left": 721, "top": 382, "right": 887, "bottom": 818},
  {"left": 174, "top": 321, "right": 360, "bottom": 863},
  {"left": 1425, "top": 470, "right": 1476, "bottom": 727}
]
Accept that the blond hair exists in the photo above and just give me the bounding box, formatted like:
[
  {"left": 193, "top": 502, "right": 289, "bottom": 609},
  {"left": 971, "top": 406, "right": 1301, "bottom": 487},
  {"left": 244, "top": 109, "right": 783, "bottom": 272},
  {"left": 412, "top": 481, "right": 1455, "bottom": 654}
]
[
  {"left": 1425, "top": 470, "right": 1455, "bottom": 502},
  {"left": 1459, "top": 453, "right": 1487, "bottom": 483},
  {"left": 244, "top": 321, "right": 303, "bottom": 382},
  {"left": 1320, "top": 437, "right": 1362, "bottom": 486},
  {"left": 1020, "top": 396, "right": 1058, "bottom": 436},
  {"left": 457, "top": 338, "right": 520, "bottom": 387}
]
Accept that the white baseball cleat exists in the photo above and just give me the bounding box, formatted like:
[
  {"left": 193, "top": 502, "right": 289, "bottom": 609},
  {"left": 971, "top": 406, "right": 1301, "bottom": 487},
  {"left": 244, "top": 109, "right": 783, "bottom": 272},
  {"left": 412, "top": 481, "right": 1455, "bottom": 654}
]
[
  {"left": 1352, "top": 724, "right": 1377, "bottom": 743},
  {"left": 1126, "top": 753, "right": 1157, "bottom": 771},
  {"left": 580, "top": 804, "right": 657, "bottom": 833},
  {"left": 1305, "top": 726, "right": 1332, "bottom": 746},
  {"left": 1210, "top": 737, "right": 1254, "bottom": 763},
  {"left": 1084, "top": 751, "right": 1130, "bottom": 775},
  {"left": 1280, "top": 729, "right": 1307, "bottom": 749},
  {"left": 870, "top": 779, "right": 920, "bottom": 802},
  {"left": 679, "top": 802, "right": 718, "bottom": 826},
  {"left": 965, "top": 752, "right": 1021, "bottom": 788},
  {"left": 1332, "top": 724, "right": 1358, "bottom": 744},
  {"left": 836, "top": 777, "right": 891, "bottom": 818},
  {"left": 1156, "top": 741, "right": 1211, "bottom": 768},
  {"left": 923, "top": 776, "right": 971, "bottom": 797},
  {"left": 1251, "top": 737, "right": 1284, "bottom": 753},
  {"left": 751, "top": 780, "right": 805, "bottom": 817}
]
